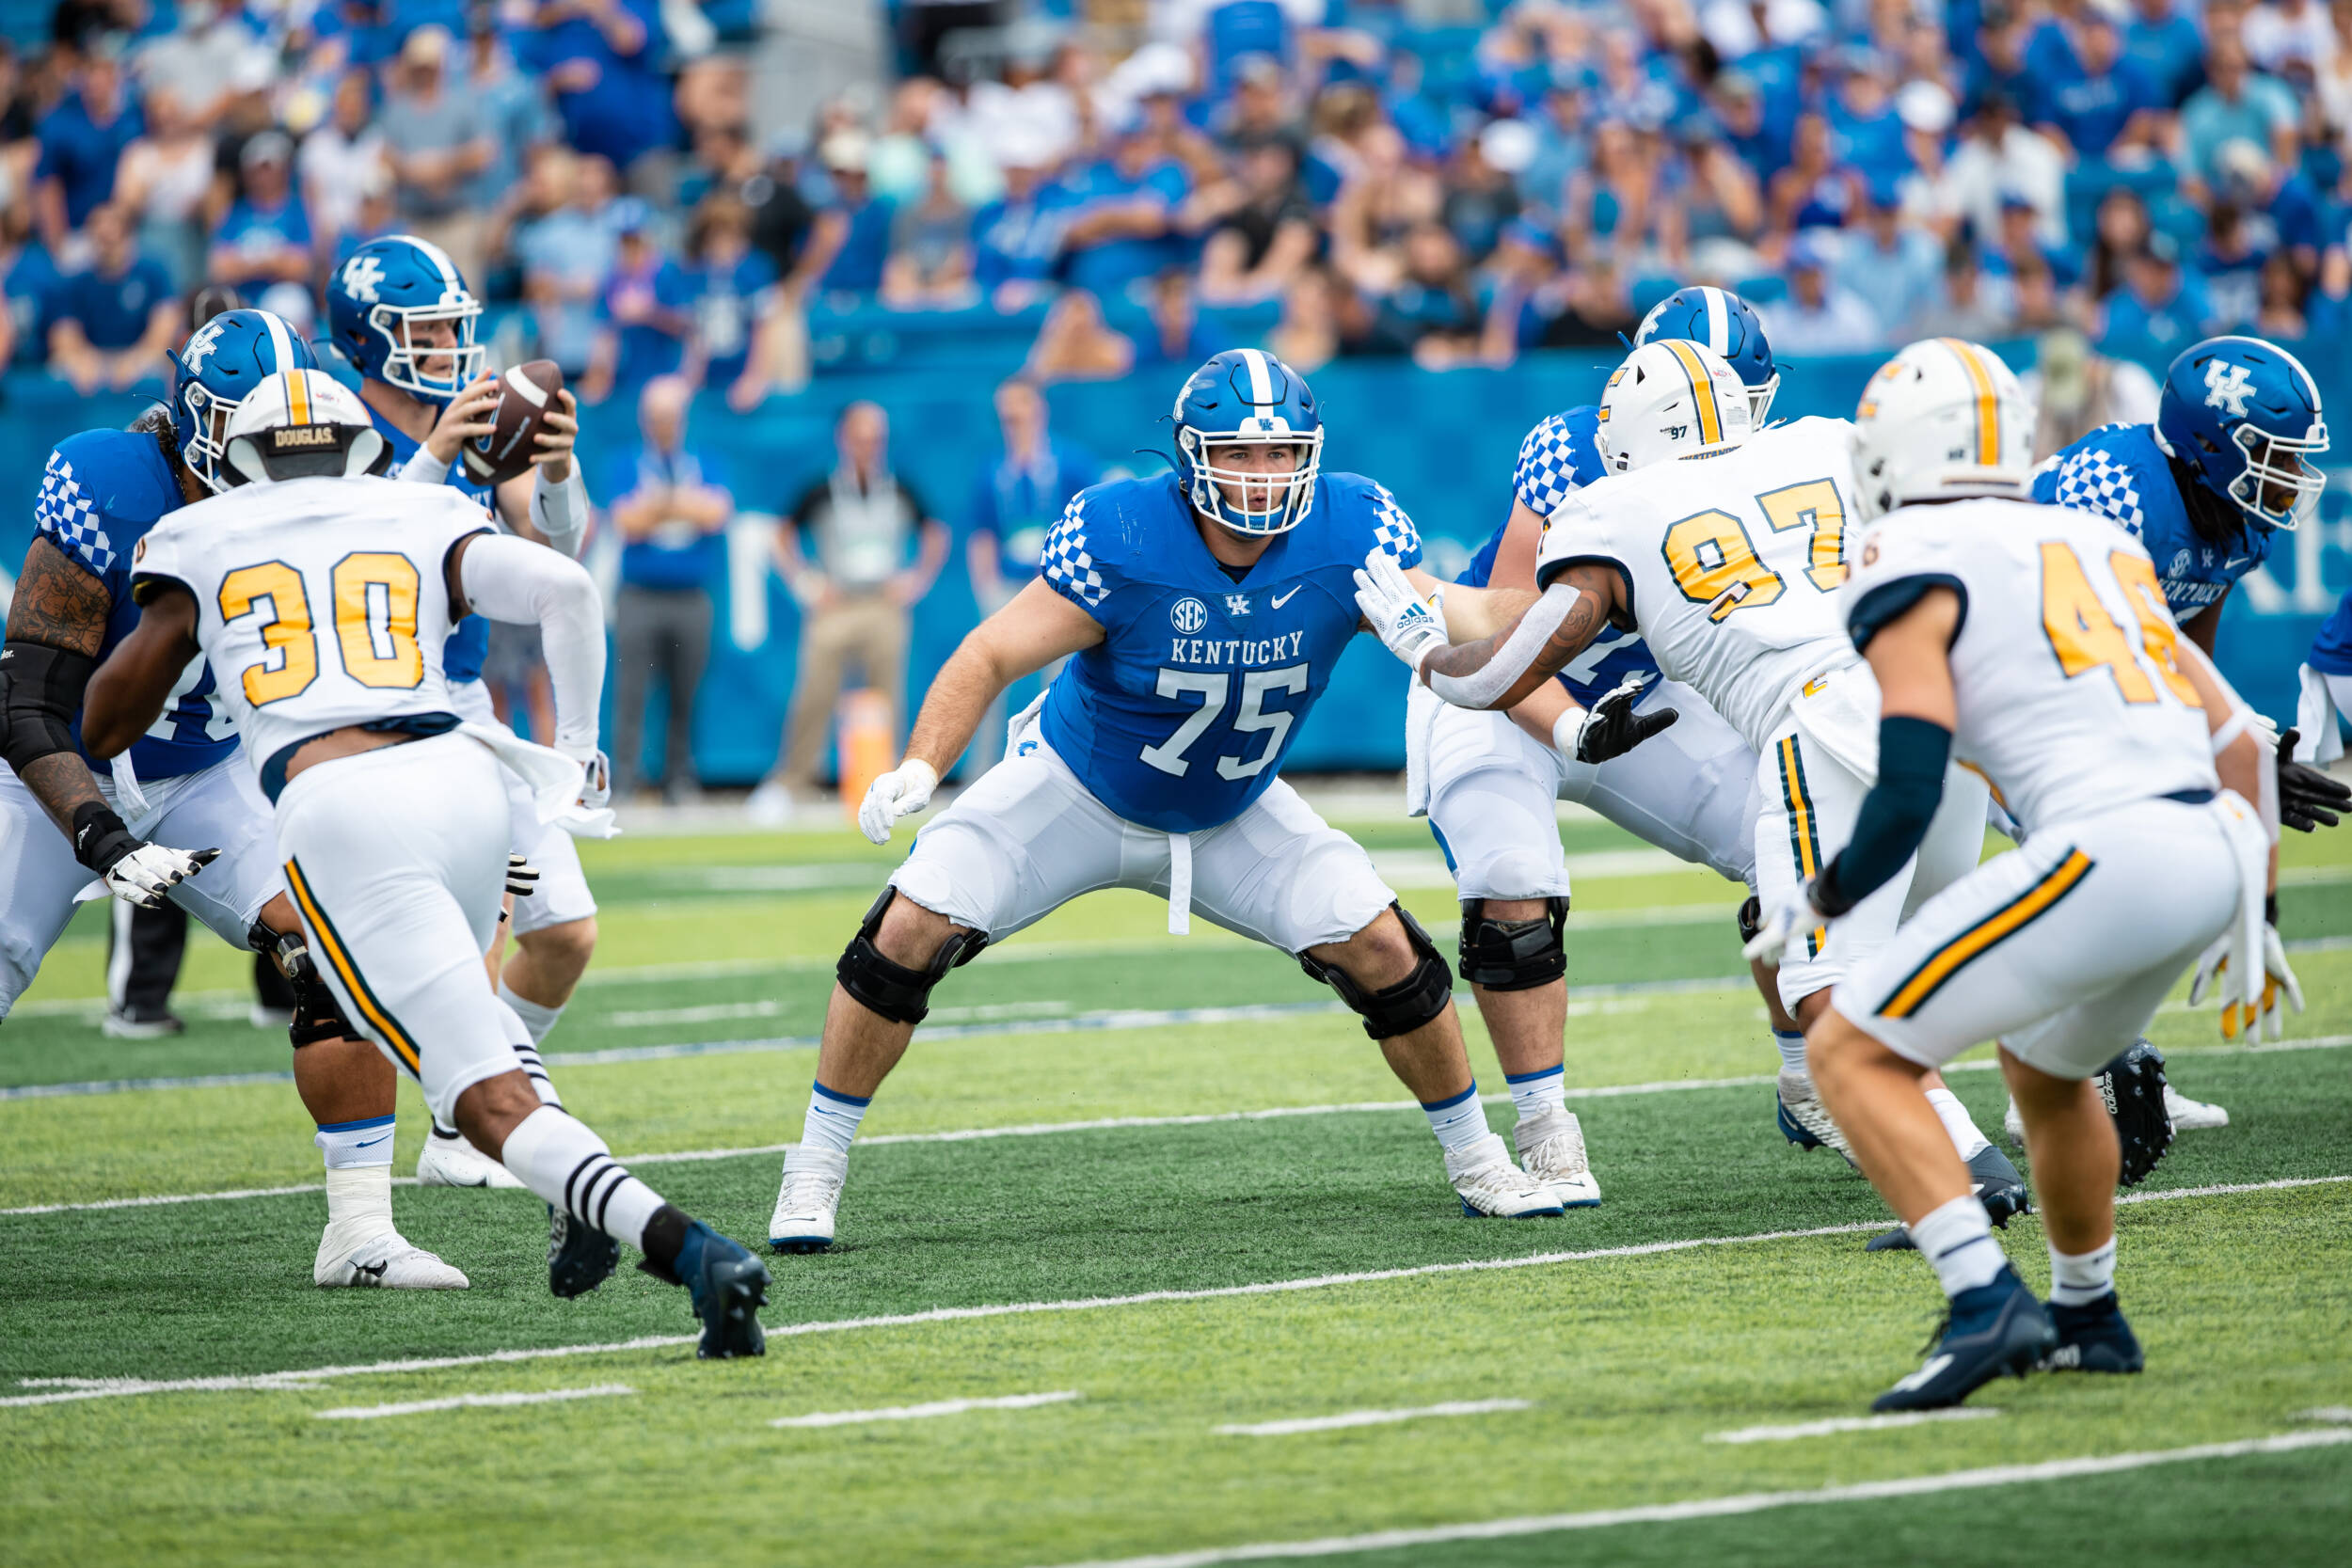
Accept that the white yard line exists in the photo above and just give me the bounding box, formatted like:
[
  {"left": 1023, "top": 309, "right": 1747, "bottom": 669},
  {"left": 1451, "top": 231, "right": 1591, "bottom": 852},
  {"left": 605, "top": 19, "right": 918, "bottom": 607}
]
[
  {"left": 1218, "top": 1400, "right": 1532, "bottom": 1437},
  {"left": 770, "top": 1390, "right": 1082, "bottom": 1429},
  {"left": 1706, "top": 1408, "right": 2002, "bottom": 1444},
  {"left": 5, "top": 1176, "right": 2343, "bottom": 1412},
  {"left": 1035, "top": 1429, "right": 2352, "bottom": 1568},
  {"left": 313, "top": 1385, "right": 637, "bottom": 1420}
]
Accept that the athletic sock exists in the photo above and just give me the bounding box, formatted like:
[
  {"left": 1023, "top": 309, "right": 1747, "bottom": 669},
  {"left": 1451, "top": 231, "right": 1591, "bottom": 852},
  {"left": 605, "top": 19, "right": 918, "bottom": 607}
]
[
  {"left": 1773, "top": 1030, "right": 1808, "bottom": 1073},
  {"left": 497, "top": 998, "right": 563, "bottom": 1107},
  {"left": 1925, "top": 1086, "right": 1992, "bottom": 1161},
  {"left": 2048, "top": 1236, "right": 2117, "bottom": 1307},
  {"left": 1910, "top": 1195, "right": 2007, "bottom": 1299},
  {"left": 497, "top": 980, "right": 566, "bottom": 1048},
  {"left": 801, "top": 1081, "right": 870, "bottom": 1156},
  {"left": 499, "top": 1104, "right": 672, "bottom": 1254},
  {"left": 1422, "top": 1083, "right": 1490, "bottom": 1156},
  {"left": 315, "top": 1114, "right": 396, "bottom": 1170},
  {"left": 1504, "top": 1064, "right": 1567, "bottom": 1124}
]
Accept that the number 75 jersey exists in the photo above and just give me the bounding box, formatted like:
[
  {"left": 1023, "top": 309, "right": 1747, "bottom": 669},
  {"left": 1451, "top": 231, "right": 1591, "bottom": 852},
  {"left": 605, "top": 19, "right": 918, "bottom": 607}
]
[
  {"left": 130, "top": 474, "right": 492, "bottom": 794},
  {"left": 1844, "top": 496, "right": 2217, "bottom": 837},
  {"left": 1534, "top": 417, "right": 1864, "bottom": 755}
]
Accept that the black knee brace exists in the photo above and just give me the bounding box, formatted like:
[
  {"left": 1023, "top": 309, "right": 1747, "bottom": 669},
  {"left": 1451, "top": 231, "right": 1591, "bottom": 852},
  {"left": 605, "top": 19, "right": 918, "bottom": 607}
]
[
  {"left": 1737, "top": 895, "right": 1762, "bottom": 946},
  {"left": 1299, "top": 902, "right": 1455, "bottom": 1040},
  {"left": 835, "top": 888, "right": 989, "bottom": 1025},
  {"left": 1456, "top": 896, "right": 1569, "bottom": 992},
  {"left": 250, "top": 923, "right": 354, "bottom": 1048}
]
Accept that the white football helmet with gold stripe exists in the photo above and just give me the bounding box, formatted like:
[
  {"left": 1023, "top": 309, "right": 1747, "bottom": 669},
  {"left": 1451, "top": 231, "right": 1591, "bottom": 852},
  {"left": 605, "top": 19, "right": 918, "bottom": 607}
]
[
  {"left": 1596, "top": 339, "right": 1754, "bottom": 474},
  {"left": 1851, "top": 338, "right": 2033, "bottom": 521},
  {"left": 218, "top": 369, "right": 393, "bottom": 487}
]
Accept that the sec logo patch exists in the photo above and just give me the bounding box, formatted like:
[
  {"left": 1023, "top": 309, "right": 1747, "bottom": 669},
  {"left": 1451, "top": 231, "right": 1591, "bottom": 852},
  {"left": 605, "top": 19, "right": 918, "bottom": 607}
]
[{"left": 1170, "top": 596, "right": 1207, "bottom": 634}]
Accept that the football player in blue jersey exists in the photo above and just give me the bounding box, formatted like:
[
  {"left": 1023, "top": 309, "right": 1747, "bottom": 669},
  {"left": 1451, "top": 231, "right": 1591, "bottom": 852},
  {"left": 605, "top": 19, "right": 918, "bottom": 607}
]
[
  {"left": 328, "top": 234, "right": 597, "bottom": 1189},
  {"left": 0, "top": 309, "right": 466, "bottom": 1288},
  {"left": 765, "top": 349, "right": 1671, "bottom": 1250}
]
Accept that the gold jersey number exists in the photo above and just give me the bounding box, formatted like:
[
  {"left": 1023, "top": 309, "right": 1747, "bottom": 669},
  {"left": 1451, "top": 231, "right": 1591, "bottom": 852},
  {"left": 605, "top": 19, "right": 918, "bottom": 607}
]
[
  {"left": 2040, "top": 542, "right": 2202, "bottom": 707},
  {"left": 218, "top": 552, "right": 425, "bottom": 705},
  {"left": 1661, "top": 478, "right": 1850, "bottom": 623}
]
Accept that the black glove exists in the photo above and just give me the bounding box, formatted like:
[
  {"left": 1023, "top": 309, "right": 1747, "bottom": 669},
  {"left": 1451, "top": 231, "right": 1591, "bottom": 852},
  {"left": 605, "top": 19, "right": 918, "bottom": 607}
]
[
  {"left": 2275, "top": 728, "right": 2350, "bottom": 832},
  {"left": 1567, "top": 673, "right": 1679, "bottom": 765},
  {"left": 2095, "top": 1039, "right": 2175, "bottom": 1188}
]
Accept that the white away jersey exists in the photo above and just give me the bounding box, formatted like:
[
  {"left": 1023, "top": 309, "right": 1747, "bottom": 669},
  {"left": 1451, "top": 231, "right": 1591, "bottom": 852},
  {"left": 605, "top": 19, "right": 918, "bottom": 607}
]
[
  {"left": 1844, "top": 496, "right": 2217, "bottom": 836},
  {"left": 131, "top": 475, "right": 492, "bottom": 793},
  {"left": 1534, "top": 417, "right": 1862, "bottom": 753}
]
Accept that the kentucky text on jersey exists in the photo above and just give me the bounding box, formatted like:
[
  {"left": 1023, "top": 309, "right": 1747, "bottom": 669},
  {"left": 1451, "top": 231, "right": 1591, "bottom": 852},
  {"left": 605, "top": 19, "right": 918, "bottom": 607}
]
[
  {"left": 1038, "top": 468, "right": 1420, "bottom": 835},
  {"left": 36, "top": 428, "right": 237, "bottom": 778},
  {"left": 2033, "top": 420, "right": 2271, "bottom": 615}
]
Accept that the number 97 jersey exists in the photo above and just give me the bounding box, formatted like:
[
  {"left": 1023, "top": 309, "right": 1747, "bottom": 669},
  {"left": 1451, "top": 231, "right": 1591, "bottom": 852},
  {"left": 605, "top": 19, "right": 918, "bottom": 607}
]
[
  {"left": 1843, "top": 496, "right": 2218, "bottom": 837},
  {"left": 1534, "top": 417, "right": 1864, "bottom": 755},
  {"left": 130, "top": 474, "right": 493, "bottom": 797}
]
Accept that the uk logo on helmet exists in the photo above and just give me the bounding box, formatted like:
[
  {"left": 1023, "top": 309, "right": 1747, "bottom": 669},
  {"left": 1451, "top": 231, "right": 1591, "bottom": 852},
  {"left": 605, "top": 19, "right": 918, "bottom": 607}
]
[
  {"left": 2204, "top": 360, "right": 2253, "bottom": 417},
  {"left": 341, "top": 254, "right": 385, "bottom": 305},
  {"left": 183, "top": 319, "right": 224, "bottom": 370}
]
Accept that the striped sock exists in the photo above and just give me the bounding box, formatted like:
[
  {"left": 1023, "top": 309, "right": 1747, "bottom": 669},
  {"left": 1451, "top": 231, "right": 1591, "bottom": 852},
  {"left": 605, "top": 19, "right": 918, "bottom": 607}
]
[
  {"left": 1421, "top": 1083, "right": 1490, "bottom": 1156},
  {"left": 1910, "top": 1195, "right": 2007, "bottom": 1299},
  {"left": 499, "top": 1105, "right": 668, "bottom": 1252},
  {"left": 2048, "top": 1237, "right": 2117, "bottom": 1307},
  {"left": 498, "top": 998, "right": 563, "bottom": 1108},
  {"left": 802, "top": 1081, "right": 870, "bottom": 1156},
  {"left": 1773, "top": 1031, "right": 1808, "bottom": 1073},
  {"left": 1504, "top": 1064, "right": 1566, "bottom": 1124}
]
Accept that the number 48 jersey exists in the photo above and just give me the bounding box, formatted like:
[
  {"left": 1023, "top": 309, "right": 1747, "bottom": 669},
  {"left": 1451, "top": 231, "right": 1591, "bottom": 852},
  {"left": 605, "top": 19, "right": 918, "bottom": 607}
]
[
  {"left": 1534, "top": 417, "right": 1863, "bottom": 755},
  {"left": 1039, "top": 470, "right": 1421, "bottom": 833},
  {"left": 130, "top": 474, "right": 492, "bottom": 796},
  {"left": 1844, "top": 497, "right": 2217, "bottom": 836}
]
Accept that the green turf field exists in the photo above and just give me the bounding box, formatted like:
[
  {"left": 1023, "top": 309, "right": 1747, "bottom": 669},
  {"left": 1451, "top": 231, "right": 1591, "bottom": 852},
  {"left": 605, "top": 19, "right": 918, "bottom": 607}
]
[{"left": 2, "top": 806, "right": 2347, "bottom": 1567}]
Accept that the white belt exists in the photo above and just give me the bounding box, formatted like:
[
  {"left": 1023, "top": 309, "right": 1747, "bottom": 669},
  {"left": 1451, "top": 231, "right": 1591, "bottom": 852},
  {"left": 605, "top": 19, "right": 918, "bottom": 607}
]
[{"left": 1167, "top": 832, "right": 1192, "bottom": 936}]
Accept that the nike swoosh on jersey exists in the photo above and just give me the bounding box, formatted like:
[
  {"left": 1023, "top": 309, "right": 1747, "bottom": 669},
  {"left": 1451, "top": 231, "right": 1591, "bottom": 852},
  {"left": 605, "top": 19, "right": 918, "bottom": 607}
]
[
  {"left": 1270, "top": 586, "right": 1302, "bottom": 608},
  {"left": 2223, "top": 558, "right": 2254, "bottom": 571}
]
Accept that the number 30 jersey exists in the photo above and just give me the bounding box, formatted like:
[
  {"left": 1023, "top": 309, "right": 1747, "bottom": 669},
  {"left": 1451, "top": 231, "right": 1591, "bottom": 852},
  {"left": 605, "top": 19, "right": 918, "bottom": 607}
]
[
  {"left": 130, "top": 474, "right": 491, "bottom": 796},
  {"left": 1844, "top": 497, "right": 2217, "bottom": 836},
  {"left": 1039, "top": 469, "right": 1422, "bottom": 833},
  {"left": 1534, "top": 416, "right": 1862, "bottom": 755}
]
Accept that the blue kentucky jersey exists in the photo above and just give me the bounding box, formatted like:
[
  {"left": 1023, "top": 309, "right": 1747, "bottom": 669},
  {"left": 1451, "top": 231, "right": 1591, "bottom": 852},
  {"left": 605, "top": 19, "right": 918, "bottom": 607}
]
[
  {"left": 2032, "top": 421, "right": 2270, "bottom": 618},
  {"left": 376, "top": 413, "right": 499, "bottom": 682},
  {"left": 35, "top": 429, "right": 239, "bottom": 779},
  {"left": 1460, "top": 405, "right": 1660, "bottom": 706},
  {"left": 1038, "top": 469, "right": 1421, "bottom": 833},
  {"left": 2311, "top": 586, "right": 2352, "bottom": 676}
]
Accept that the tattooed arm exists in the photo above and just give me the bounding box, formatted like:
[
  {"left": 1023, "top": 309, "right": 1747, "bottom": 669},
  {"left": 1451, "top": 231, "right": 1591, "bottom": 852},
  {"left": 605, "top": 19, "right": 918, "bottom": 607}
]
[
  {"left": 1417, "top": 563, "right": 1625, "bottom": 711},
  {"left": 2, "top": 537, "right": 111, "bottom": 835}
]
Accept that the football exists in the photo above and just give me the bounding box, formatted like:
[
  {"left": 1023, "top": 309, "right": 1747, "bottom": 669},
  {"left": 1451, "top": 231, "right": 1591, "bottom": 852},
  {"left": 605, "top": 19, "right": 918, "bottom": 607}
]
[{"left": 461, "top": 358, "right": 564, "bottom": 487}]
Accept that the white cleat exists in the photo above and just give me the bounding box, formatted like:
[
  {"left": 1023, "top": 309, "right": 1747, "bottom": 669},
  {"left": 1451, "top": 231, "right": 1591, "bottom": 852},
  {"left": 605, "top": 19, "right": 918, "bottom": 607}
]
[
  {"left": 314, "top": 1227, "right": 469, "bottom": 1289},
  {"left": 770, "top": 1145, "right": 847, "bottom": 1253},
  {"left": 744, "top": 779, "right": 794, "bottom": 828},
  {"left": 1513, "top": 1108, "right": 1600, "bottom": 1208},
  {"left": 1446, "top": 1132, "right": 1565, "bottom": 1218},
  {"left": 415, "top": 1131, "right": 526, "bottom": 1189},
  {"left": 2164, "top": 1084, "right": 2229, "bottom": 1131},
  {"left": 1776, "top": 1067, "right": 1857, "bottom": 1167}
]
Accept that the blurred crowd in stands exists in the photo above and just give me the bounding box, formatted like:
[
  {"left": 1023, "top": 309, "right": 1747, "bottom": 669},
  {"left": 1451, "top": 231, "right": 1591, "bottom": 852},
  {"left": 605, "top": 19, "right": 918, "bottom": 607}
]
[{"left": 1, "top": 0, "right": 2350, "bottom": 396}]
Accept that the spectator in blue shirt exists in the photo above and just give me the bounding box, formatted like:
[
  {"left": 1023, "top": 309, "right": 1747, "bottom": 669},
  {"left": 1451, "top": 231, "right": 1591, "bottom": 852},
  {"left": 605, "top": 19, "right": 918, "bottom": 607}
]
[
  {"left": 1837, "top": 179, "right": 1945, "bottom": 341},
  {"left": 678, "top": 191, "right": 782, "bottom": 409},
  {"left": 524, "top": 0, "right": 676, "bottom": 178},
  {"left": 47, "top": 202, "right": 176, "bottom": 392},
  {"left": 516, "top": 144, "right": 615, "bottom": 377},
  {"left": 2033, "top": 12, "right": 2166, "bottom": 160},
  {"left": 2123, "top": 0, "right": 2206, "bottom": 107},
  {"left": 2182, "top": 32, "right": 2301, "bottom": 184},
  {"left": 970, "top": 134, "right": 1067, "bottom": 310},
  {"left": 35, "top": 40, "right": 141, "bottom": 251},
  {"left": 606, "top": 374, "right": 731, "bottom": 800},
  {"left": 463, "top": 9, "right": 558, "bottom": 213},
  {"left": 207, "top": 132, "right": 312, "bottom": 293},
  {"left": 1057, "top": 126, "right": 1192, "bottom": 300},
  {"left": 1825, "top": 49, "right": 1910, "bottom": 185},
  {"left": 797, "top": 131, "right": 894, "bottom": 297},
  {"left": 582, "top": 198, "right": 691, "bottom": 403},
  {"left": 2197, "top": 200, "right": 2273, "bottom": 329},
  {"left": 2100, "top": 231, "right": 2215, "bottom": 359}
]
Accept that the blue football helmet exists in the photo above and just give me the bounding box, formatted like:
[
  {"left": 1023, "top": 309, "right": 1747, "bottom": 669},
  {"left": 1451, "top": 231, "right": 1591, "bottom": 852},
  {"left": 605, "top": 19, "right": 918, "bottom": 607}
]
[
  {"left": 170, "top": 308, "right": 319, "bottom": 494},
  {"left": 327, "top": 234, "right": 485, "bottom": 404},
  {"left": 1633, "top": 285, "right": 1780, "bottom": 428},
  {"left": 2157, "top": 334, "right": 2328, "bottom": 531},
  {"left": 1172, "top": 348, "right": 1324, "bottom": 535}
]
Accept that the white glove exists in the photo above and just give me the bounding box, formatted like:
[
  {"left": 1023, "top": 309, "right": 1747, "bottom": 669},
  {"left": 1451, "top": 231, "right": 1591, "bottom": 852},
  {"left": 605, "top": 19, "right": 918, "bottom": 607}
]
[
  {"left": 858, "top": 758, "right": 938, "bottom": 846},
  {"left": 100, "top": 841, "right": 219, "bottom": 911},
  {"left": 2187, "top": 924, "right": 2304, "bottom": 1040},
  {"left": 577, "top": 750, "right": 612, "bottom": 811},
  {"left": 1741, "top": 885, "right": 1823, "bottom": 967},
  {"left": 1352, "top": 549, "right": 1447, "bottom": 676}
]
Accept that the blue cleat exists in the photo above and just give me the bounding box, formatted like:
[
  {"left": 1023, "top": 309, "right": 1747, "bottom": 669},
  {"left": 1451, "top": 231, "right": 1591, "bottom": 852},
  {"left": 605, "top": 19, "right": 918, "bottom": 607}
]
[
  {"left": 1874, "top": 1265, "right": 2056, "bottom": 1411},
  {"left": 1774, "top": 1068, "right": 1854, "bottom": 1163},
  {"left": 674, "top": 1222, "right": 770, "bottom": 1359},
  {"left": 2040, "top": 1292, "right": 2143, "bottom": 1374},
  {"left": 1867, "top": 1146, "right": 2033, "bottom": 1251},
  {"left": 547, "top": 1205, "right": 619, "bottom": 1299}
]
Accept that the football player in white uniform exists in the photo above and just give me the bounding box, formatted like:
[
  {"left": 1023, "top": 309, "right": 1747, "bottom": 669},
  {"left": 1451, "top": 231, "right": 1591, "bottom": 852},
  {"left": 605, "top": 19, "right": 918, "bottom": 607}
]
[
  {"left": 80, "top": 372, "right": 770, "bottom": 1356},
  {"left": 1745, "top": 340, "right": 2280, "bottom": 1409},
  {"left": 1355, "top": 339, "right": 2016, "bottom": 1218}
]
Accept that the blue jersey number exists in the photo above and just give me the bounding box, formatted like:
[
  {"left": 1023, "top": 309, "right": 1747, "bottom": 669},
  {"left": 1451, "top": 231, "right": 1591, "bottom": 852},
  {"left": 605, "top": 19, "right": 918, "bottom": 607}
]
[
  {"left": 1137, "top": 664, "right": 1309, "bottom": 781},
  {"left": 143, "top": 657, "right": 237, "bottom": 746}
]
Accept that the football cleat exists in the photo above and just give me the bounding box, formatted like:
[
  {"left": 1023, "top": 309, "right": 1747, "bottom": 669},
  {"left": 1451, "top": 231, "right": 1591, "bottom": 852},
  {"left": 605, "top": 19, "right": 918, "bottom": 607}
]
[
  {"left": 1867, "top": 1145, "right": 2032, "bottom": 1252},
  {"left": 1512, "top": 1109, "right": 1601, "bottom": 1208},
  {"left": 2039, "top": 1291, "right": 2144, "bottom": 1374},
  {"left": 102, "top": 1005, "right": 184, "bottom": 1039},
  {"left": 2163, "top": 1084, "right": 2229, "bottom": 1131},
  {"left": 1872, "top": 1265, "right": 2054, "bottom": 1411},
  {"left": 1775, "top": 1067, "right": 1856, "bottom": 1165},
  {"left": 314, "top": 1226, "right": 469, "bottom": 1290},
  {"left": 548, "top": 1204, "right": 620, "bottom": 1299},
  {"left": 1446, "top": 1133, "right": 1566, "bottom": 1218},
  {"left": 769, "top": 1145, "right": 847, "bottom": 1253},
  {"left": 416, "top": 1131, "right": 527, "bottom": 1189},
  {"left": 675, "top": 1222, "right": 770, "bottom": 1358}
]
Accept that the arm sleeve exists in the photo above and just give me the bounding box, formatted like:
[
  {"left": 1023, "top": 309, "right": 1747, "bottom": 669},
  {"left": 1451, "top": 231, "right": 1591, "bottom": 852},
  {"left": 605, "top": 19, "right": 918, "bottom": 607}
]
[
  {"left": 1813, "top": 717, "right": 1953, "bottom": 916},
  {"left": 456, "top": 532, "right": 606, "bottom": 762}
]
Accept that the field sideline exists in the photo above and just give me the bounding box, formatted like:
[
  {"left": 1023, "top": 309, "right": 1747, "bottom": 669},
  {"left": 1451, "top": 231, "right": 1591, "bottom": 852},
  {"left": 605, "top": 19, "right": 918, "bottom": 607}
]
[{"left": 1, "top": 805, "right": 2346, "bottom": 1566}]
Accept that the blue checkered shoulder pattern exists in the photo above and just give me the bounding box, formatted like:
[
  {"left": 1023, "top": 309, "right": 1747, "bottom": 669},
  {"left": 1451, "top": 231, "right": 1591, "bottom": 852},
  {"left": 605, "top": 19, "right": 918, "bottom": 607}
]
[
  {"left": 1512, "top": 412, "right": 1592, "bottom": 519},
  {"left": 1367, "top": 483, "right": 1420, "bottom": 563},
  {"left": 35, "top": 449, "right": 117, "bottom": 578},
  {"left": 2043, "top": 427, "right": 2149, "bottom": 539},
  {"left": 1041, "top": 495, "right": 1108, "bottom": 610}
]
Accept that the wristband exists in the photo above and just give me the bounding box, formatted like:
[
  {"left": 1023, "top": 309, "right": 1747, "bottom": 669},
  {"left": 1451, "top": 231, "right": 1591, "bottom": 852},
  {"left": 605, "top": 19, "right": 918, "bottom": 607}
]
[
  {"left": 2265, "top": 892, "right": 2280, "bottom": 927},
  {"left": 70, "top": 800, "right": 137, "bottom": 876}
]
